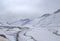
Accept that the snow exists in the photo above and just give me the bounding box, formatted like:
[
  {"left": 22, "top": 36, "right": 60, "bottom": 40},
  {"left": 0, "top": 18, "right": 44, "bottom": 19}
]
[
  {"left": 0, "top": 9, "right": 60, "bottom": 41},
  {"left": 26, "top": 28, "right": 60, "bottom": 41},
  {"left": 0, "top": 26, "right": 60, "bottom": 41}
]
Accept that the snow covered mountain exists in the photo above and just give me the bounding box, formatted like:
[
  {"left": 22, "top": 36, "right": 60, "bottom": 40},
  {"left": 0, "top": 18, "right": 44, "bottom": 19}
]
[
  {"left": 0, "top": 9, "right": 60, "bottom": 28},
  {"left": 0, "top": 9, "right": 60, "bottom": 41},
  {"left": 24, "top": 9, "right": 60, "bottom": 36},
  {"left": 25, "top": 9, "right": 60, "bottom": 27},
  {"left": 6, "top": 18, "right": 31, "bottom": 26},
  {"left": 6, "top": 9, "right": 60, "bottom": 27},
  {"left": 0, "top": 17, "right": 31, "bottom": 26}
]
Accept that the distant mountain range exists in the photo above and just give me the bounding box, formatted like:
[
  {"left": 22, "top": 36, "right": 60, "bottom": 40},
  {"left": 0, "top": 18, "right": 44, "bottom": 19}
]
[
  {"left": 0, "top": 9, "right": 60, "bottom": 27},
  {"left": 24, "top": 9, "right": 60, "bottom": 27},
  {"left": 6, "top": 18, "right": 31, "bottom": 26}
]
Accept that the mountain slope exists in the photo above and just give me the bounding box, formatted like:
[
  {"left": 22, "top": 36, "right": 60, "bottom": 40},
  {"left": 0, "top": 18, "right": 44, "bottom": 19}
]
[
  {"left": 7, "top": 18, "right": 31, "bottom": 26},
  {"left": 25, "top": 9, "right": 60, "bottom": 27},
  {"left": 24, "top": 9, "right": 60, "bottom": 36}
]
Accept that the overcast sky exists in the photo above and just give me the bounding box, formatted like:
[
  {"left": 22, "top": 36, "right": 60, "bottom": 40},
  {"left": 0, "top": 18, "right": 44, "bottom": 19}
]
[{"left": 0, "top": 0, "right": 60, "bottom": 19}]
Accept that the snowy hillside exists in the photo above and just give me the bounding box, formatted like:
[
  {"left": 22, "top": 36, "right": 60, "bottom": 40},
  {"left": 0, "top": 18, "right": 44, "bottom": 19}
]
[
  {"left": 0, "top": 16, "right": 31, "bottom": 26},
  {"left": 0, "top": 9, "right": 60, "bottom": 41},
  {"left": 24, "top": 9, "right": 60, "bottom": 27},
  {"left": 7, "top": 18, "right": 31, "bottom": 26},
  {"left": 24, "top": 9, "right": 60, "bottom": 37}
]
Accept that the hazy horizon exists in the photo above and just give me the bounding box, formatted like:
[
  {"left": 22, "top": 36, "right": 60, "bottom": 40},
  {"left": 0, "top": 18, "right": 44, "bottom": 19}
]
[{"left": 0, "top": 0, "right": 60, "bottom": 19}]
